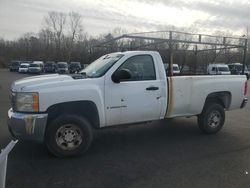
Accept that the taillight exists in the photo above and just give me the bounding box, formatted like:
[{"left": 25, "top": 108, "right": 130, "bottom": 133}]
[{"left": 244, "top": 81, "right": 248, "bottom": 96}]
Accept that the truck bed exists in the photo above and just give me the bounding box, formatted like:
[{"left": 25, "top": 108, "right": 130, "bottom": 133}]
[{"left": 166, "top": 75, "right": 246, "bottom": 118}]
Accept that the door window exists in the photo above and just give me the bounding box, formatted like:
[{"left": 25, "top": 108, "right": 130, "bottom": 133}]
[{"left": 117, "top": 55, "right": 156, "bottom": 81}]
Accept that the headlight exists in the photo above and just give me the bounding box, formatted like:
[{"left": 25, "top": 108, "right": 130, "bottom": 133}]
[{"left": 13, "top": 92, "right": 39, "bottom": 112}]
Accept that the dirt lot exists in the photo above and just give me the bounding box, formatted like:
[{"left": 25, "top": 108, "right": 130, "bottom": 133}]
[{"left": 0, "top": 69, "right": 250, "bottom": 188}]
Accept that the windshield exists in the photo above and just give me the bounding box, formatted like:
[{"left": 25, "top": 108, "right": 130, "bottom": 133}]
[
  {"left": 235, "top": 65, "right": 242, "bottom": 71},
  {"left": 80, "top": 54, "right": 124, "bottom": 78},
  {"left": 20, "top": 65, "right": 28, "bottom": 68},
  {"left": 58, "top": 63, "right": 67, "bottom": 68},
  {"left": 70, "top": 63, "right": 80, "bottom": 68},
  {"left": 173, "top": 66, "right": 179, "bottom": 71},
  {"left": 218, "top": 67, "right": 229, "bottom": 72},
  {"left": 11, "top": 62, "right": 20, "bottom": 66},
  {"left": 29, "top": 64, "right": 39, "bottom": 67},
  {"left": 45, "top": 63, "right": 54, "bottom": 67}
]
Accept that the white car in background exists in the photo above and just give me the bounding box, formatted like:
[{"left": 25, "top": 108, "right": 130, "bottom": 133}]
[
  {"left": 164, "top": 63, "right": 180, "bottom": 75},
  {"left": 56, "top": 62, "right": 69, "bottom": 74},
  {"left": 28, "top": 61, "right": 44, "bottom": 74},
  {"left": 207, "top": 64, "right": 231, "bottom": 75},
  {"left": 18, "top": 63, "right": 30, "bottom": 73}
]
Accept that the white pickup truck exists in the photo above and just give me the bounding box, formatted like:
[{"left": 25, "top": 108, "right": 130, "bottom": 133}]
[{"left": 8, "top": 51, "right": 248, "bottom": 157}]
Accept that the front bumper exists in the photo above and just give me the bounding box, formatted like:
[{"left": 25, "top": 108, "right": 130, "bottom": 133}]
[
  {"left": 240, "top": 98, "right": 248, "bottom": 108},
  {"left": 7, "top": 108, "right": 48, "bottom": 142},
  {"left": 19, "top": 69, "right": 28, "bottom": 73},
  {"left": 45, "top": 68, "right": 55, "bottom": 72},
  {"left": 58, "top": 69, "right": 68, "bottom": 74},
  {"left": 11, "top": 67, "right": 19, "bottom": 71},
  {"left": 28, "top": 69, "right": 41, "bottom": 73}
]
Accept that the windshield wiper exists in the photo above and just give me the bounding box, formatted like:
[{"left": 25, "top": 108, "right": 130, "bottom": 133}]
[{"left": 80, "top": 71, "right": 92, "bottom": 78}]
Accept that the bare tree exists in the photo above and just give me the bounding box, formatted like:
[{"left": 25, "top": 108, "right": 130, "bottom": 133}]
[
  {"left": 45, "top": 11, "right": 67, "bottom": 60},
  {"left": 67, "top": 12, "right": 83, "bottom": 62},
  {"left": 39, "top": 29, "right": 55, "bottom": 60}
]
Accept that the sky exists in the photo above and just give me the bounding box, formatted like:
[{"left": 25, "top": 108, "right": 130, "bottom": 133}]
[{"left": 0, "top": 0, "right": 249, "bottom": 40}]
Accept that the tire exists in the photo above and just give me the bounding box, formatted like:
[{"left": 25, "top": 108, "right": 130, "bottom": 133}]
[
  {"left": 45, "top": 115, "right": 93, "bottom": 157},
  {"left": 198, "top": 102, "right": 225, "bottom": 134}
]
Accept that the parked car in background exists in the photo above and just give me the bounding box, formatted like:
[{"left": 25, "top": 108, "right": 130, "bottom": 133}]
[
  {"left": 18, "top": 63, "right": 30, "bottom": 73},
  {"left": 44, "top": 61, "right": 56, "bottom": 73},
  {"left": 228, "top": 63, "right": 249, "bottom": 80},
  {"left": 57, "top": 62, "right": 69, "bottom": 74},
  {"left": 33, "top": 61, "right": 44, "bottom": 72},
  {"left": 207, "top": 64, "right": 231, "bottom": 75},
  {"left": 69, "top": 62, "right": 81, "bottom": 73},
  {"left": 164, "top": 63, "right": 180, "bottom": 75},
  {"left": 9, "top": 61, "right": 21, "bottom": 72},
  {"left": 28, "top": 62, "right": 43, "bottom": 74}
]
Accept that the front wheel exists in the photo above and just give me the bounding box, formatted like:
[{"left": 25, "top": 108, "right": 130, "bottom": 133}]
[
  {"left": 45, "top": 115, "right": 93, "bottom": 157},
  {"left": 198, "top": 102, "right": 225, "bottom": 134}
]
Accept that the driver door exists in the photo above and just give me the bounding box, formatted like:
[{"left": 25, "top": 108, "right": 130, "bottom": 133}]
[{"left": 105, "top": 55, "right": 162, "bottom": 126}]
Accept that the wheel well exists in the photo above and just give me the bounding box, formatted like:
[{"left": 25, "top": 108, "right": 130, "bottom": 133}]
[
  {"left": 46, "top": 101, "right": 100, "bottom": 129},
  {"left": 205, "top": 91, "right": 231, "bottom": 109}
]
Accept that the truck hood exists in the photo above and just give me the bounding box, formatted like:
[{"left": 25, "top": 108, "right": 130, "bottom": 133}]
[{"left": 11, "top": 74, "right": 75, "bottom": 92}]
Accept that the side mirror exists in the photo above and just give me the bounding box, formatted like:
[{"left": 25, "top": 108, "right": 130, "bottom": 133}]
[{"left": 112, "top": 69, "right": 131, "bottom": 83}]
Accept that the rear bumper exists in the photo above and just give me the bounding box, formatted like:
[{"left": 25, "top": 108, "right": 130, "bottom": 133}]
[
  {"left": 7, "top": 108, "right": 48, "bottom": 142},
  {"left": 240, "top": 98, "right": 248, "bottom": 108}
]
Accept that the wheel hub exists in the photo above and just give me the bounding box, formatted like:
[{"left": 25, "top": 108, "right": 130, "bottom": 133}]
[
  {"left": 55, "top": 124, "right": 83, "bottom": 150},
  {"left": 208, "top": 110, "right": 221, "bottom": 128},
  {"left": 64, "top": 130, "right": 76, "bottom": 142}
]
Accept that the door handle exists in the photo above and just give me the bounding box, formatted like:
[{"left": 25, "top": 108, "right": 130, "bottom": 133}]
[{"left": 146, "top": 86, "right": 159, "bottom": 91}]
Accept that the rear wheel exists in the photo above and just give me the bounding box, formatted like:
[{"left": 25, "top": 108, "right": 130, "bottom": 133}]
[
  {"left": 45, "top": 115, "right": 93, "bottom": 157},
  {"left": 198, "top": 102, "right": 225, "bottom": 134}
]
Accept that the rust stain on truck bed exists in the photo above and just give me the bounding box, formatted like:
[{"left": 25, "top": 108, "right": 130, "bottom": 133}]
[{"left": 165, "top": 77, "right": 173, "bottom": 118}]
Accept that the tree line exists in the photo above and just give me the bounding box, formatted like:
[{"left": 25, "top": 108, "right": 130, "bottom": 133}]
[
  {"left": 0, "top": 11, "right": 119, "bottom": 68},
  {"left": 0, "top": 11, "right": 249, "bottom": 72}
]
